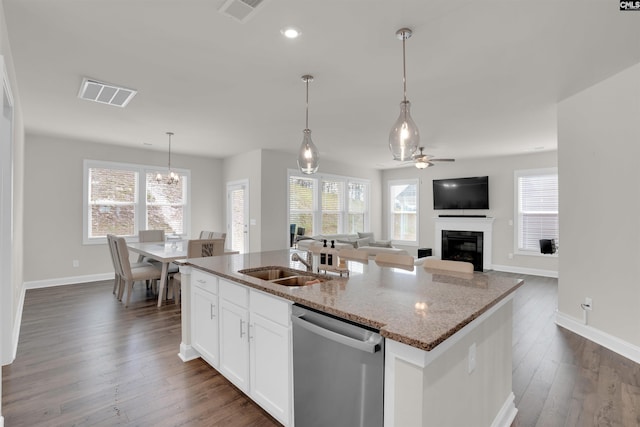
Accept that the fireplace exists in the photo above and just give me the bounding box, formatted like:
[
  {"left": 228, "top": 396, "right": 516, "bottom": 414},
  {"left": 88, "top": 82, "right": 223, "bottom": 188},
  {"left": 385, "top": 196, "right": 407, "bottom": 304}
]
[
  {"left": 435, "top": 217, "right": 494, "bottom": 271},
  {"left": 442, "top": 230, "right": 484, "bottom": 272}
]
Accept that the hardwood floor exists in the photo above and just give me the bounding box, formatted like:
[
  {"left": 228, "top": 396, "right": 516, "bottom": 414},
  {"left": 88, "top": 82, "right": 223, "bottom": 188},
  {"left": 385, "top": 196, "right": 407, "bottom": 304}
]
[{"left": 3, "top": 273, "right": 640, "bottom": 426}]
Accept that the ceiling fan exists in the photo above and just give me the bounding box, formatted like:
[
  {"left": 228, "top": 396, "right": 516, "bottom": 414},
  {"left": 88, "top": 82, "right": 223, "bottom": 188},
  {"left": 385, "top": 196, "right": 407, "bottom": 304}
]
[{"left": 410, "top": 147, "right": 455, "bottom": 169}]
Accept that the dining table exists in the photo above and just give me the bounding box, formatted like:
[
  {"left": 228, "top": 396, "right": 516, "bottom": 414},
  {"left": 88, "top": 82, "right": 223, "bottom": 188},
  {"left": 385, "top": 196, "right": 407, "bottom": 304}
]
[{"left": 126, "top": 240, "right": 187, "bottom": 307}]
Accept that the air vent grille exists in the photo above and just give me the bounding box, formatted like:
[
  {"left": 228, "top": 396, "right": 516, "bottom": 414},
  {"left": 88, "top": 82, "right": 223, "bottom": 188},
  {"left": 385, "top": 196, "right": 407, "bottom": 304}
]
[
  {"left": 219, "top": 0, "right": 267, "bottom": 22},
  {"left": 78, "top": 78, "right": 137, "bottom": 108}
]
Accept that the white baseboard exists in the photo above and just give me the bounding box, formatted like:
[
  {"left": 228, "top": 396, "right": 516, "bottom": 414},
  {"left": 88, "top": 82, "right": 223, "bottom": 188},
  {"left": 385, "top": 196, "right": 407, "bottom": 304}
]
[
  {"left": 491, "top": 392, "right": 517, "bottom": 427},
  {"left": 555, "top": 311, "right": 640, "bottom": 364},
  {"left": 178, "top": 344, "right": 200, "bottom": 362},
  {"left": 1, "top": 414, "right": 4, "bottom": 427},
  {"left": 24, "top": 272, "right": 113, "bottom": 289},
  {"left": 492, "top": 264, "right": 558, "bottom": 278}
]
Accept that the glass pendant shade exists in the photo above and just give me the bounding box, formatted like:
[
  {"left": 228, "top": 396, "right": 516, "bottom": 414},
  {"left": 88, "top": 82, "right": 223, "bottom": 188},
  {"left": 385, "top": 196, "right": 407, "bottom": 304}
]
[
  {"left": 297, "top": 129, "right": 319, "bottom": 174},
  {"left": 389, "top": 100, "right": 419, "bottom": 161}
]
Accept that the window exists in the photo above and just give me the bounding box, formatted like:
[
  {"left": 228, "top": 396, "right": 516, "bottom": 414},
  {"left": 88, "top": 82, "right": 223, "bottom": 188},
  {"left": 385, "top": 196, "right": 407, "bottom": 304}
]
[
  {"left": 515, "top": 168, "right": 558, "bottom": 254},
  {"left": 84, "top": 160, "right": 190, "bottom": 244},
  {"left": 289, "top": 175, "right": 316, "bottom": 236},
  {"left": 347, "top": 182, "right": 367, "bottom": 234},
  {"left": 389, "top": 179, "right": 418, "bottom": 245},
  {"left": 288, "top": 171, "right": 369, "bottom": 237}
]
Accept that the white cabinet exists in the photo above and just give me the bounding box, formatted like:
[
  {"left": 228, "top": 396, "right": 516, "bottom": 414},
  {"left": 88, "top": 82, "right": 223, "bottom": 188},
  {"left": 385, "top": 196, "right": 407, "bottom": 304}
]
[
  {"left": 250, "top": 310, "right": 290, "bottom": 425},
  {"left": 219, "top": 297, "right": 250, "bottom": 392},
  {"left": 191, "top": 271, "right": 219, "bottom": 368},
  {"left": 194, "top": 274, "right": 292, "bottom": 426},
  {"left": 219, "top": 279, "right": 250, "bottom": 392}
]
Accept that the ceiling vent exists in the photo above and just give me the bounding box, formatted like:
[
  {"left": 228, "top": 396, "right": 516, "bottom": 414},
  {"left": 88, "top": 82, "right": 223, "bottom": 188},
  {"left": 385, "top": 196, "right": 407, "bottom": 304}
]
[
  {"left": 219, "top": 0, "right": 267, "bottom": 23},
  {"left": 77, "top": 78, "right": 137, "bottom": 108}
]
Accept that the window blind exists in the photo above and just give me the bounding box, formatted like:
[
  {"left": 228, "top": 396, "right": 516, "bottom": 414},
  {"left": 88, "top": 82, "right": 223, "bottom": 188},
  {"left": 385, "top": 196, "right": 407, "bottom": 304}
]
[{"left": 517, "top": 172, "right": 559, "bottom": 251}]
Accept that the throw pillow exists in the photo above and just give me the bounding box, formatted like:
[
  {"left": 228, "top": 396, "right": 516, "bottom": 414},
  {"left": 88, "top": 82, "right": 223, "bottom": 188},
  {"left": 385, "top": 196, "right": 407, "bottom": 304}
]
[
  {"left": 356, "top": 237, "right": 371, "bottom": 248},
  {"left": 358, "top": 232, "right": 375, "bottom": 240}
]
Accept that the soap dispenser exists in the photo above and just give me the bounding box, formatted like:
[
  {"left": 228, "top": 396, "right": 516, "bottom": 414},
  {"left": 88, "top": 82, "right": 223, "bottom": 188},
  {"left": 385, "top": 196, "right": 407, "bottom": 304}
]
[
  {"left": 319, "top": 239, "right": 328, "bottom": 269},
  {"left": 327, "top": 240, "right": 337, "bottom": 268}
]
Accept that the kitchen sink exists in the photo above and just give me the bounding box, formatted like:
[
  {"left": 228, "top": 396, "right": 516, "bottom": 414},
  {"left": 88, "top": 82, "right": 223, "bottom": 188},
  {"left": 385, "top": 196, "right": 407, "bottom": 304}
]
[
  {"left": 238, "top": 266, "right": 324, "bottom": 287},
  {"left": 272, "top": 276, "right": 323, "bottom": 286}
]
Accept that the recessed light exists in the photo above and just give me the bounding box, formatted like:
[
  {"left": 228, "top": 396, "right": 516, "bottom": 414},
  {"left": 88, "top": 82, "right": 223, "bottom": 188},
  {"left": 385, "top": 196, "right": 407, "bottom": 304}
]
[{"left": 281, "top": 27, "right": 301, "bottom": 39}]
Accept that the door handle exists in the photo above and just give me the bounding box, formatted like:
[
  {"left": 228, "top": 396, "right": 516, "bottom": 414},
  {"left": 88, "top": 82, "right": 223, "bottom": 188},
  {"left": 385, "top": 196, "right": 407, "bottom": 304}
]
[
  {"left": 239, "top": 319, "right": 245, "bottom": 338},
  {"left": 210, "top": 303, "right": 216, "bottom": 319}
]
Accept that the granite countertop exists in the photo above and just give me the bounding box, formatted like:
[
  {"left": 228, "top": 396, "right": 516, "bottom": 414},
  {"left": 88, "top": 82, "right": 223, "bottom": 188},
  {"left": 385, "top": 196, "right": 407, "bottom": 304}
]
[{"left": 185, "top": 249, "right": 524, "bottom": 351}]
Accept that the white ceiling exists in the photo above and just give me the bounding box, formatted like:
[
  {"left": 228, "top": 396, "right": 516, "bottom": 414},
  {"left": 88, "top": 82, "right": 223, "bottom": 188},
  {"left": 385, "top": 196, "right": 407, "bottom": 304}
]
[{"left": 4, "top": 0, "right": 640, "bottom": 169}]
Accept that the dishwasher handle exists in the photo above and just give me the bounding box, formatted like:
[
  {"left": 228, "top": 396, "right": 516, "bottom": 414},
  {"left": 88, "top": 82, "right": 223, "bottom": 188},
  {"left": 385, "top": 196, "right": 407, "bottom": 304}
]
[{"left": 292, "top": 314, "right": 382, "bottom": 354}]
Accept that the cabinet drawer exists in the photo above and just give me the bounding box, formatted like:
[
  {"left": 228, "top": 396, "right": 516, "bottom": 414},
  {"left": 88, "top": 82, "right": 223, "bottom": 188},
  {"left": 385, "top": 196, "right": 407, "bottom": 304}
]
[
  {"left": 250, "top": 289, "right": 291, "bottom": 326},
  {"left": 220, "top": 279, "right": 248, "bottom": 307},
  {"left": 192, "top": 270, "right": 218, "bottom": 294}
]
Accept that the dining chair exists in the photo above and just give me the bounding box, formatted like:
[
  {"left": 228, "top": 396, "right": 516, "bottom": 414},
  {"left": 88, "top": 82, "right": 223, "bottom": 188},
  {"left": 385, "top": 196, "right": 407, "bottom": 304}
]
[
  {"left": 107, "top": 234, "right": 152, "bottom": 297},
  {"left": 423, "top": 258, "right": 474, "bottom": 273},
  {"left": 137, "top": 229, "right": 165, "bottom": 262},
  {"left": 114, "top": 236, "right": 162, "bottom": 307},
  {"left": 170, "top": 238, "right": 224, "bottom": 305},
  {"left": 338, "top": 248, "right": 369, "bottom": 262},
  {"left": 374, "top": 253, "right": 415, "bottom": 268}
]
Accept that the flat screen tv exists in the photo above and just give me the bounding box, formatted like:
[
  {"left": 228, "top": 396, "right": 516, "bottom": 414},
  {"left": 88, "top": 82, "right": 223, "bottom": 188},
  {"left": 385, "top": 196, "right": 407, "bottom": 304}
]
[{"left": 433, "top": 176, "right": 489, "bottom": 210}]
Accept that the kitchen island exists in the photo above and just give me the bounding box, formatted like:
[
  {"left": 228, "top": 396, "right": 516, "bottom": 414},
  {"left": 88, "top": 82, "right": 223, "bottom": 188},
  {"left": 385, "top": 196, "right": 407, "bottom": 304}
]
[{"left": 177, "top": 249, "right": 523, "bottom": 427}]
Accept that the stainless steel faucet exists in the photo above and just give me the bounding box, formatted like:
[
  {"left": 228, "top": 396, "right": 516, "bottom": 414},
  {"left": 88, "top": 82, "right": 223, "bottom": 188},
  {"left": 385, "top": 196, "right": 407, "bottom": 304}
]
[{"left": 291, "top": 251, "right": 313, "bottom": 272}]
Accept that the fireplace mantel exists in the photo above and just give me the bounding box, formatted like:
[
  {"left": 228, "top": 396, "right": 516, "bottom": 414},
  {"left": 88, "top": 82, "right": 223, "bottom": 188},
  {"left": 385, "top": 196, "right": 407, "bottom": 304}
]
[{"left": 434, "top": 217, "right": 495, "bottom": 271}]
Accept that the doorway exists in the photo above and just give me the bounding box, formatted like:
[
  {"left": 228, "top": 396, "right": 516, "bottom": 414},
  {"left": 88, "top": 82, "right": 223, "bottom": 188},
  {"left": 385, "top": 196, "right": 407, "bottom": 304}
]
[{"left": 226, "top": 180, "right": 249, "bottom": 253}]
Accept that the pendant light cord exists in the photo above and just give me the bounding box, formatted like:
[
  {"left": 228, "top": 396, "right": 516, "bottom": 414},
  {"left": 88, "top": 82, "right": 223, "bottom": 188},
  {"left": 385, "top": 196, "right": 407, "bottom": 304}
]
[
  {"left": 167, "top": 131, "right": 173, "bottom": 171},
  {"left": 305, "top": 78, "right": 309, "bottom": 130},
  {"left": 402, "top": 34, "right": 407, "bottom": 103}
]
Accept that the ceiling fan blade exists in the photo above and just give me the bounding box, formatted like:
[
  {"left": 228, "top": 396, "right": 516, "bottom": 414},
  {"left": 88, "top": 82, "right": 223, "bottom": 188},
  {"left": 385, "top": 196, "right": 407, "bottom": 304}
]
[{"left": 429, "top": 158, "right": 455, "bottom": 162}]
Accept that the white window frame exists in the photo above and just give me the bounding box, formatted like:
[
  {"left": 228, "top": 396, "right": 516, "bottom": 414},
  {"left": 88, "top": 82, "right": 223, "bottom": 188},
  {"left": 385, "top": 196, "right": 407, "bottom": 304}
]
[
  {"left": 514, "top": 167, "right": 558, "bottom": 257},
  {"left": 388, "top": 178, "right": 419, "bottom": 246},
  {"left": 287, "top": 169, "right": 370, "bottom": 237},
  {"left": 83, "top": 159, "right": 191, "bottom": 245}
]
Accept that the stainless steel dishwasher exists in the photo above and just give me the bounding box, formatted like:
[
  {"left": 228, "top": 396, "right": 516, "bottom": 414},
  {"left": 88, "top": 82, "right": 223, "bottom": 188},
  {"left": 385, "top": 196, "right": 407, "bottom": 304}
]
[{"left": 291, "top": 304, "right": 384, "bottom": 427}]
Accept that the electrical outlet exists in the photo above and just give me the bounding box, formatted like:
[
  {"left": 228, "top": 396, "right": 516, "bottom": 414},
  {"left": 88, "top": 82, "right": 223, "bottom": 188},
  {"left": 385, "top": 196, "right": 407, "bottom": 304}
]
[
  {"left": 508, "top": 253, "right": 513, "bottom": 259},
  {"left": 585, "top": 297, "right": 592, "bottom": 311},
  {"left": 468, "top": 343, "right": 476, "bottom": 374},
  {"left": 72, "top": 260, "right": 79, "bottom": 268}
]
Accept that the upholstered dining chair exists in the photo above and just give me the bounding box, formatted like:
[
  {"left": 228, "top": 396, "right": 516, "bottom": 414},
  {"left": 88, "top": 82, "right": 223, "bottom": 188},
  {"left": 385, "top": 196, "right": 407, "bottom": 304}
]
[
  {"left": 170, "top": 238, "right": 224, "bottom": 305},
  {"left": 107, "top": 234, "right": 151, "bottom": 297},
  {"left": 113, "top": 236, "right": 162, "bottom": 307},
  {"left": 374, "top": 253, "right": 415, "bottom": 268},
  {"left": 338, "top": 248, "right": 369, "bottom": 262},
  {"left": 423, "top": 258, "right": 474, "bottom": 273},
  {"left": 137, "top": 229, "right": 165, "bottom": 262}
]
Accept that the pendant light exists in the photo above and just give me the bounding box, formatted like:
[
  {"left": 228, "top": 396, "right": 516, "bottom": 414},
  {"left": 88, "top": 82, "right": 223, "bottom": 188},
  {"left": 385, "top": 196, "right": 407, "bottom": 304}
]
[
  {"left": 155, "top": 131, "right": 180, "bottom": 185},
  {"left": 297, "top": 74, "right": 319, "bottom": 175},
  {"left": 389, "top": 28, "right": 420, "bottom": 161}
]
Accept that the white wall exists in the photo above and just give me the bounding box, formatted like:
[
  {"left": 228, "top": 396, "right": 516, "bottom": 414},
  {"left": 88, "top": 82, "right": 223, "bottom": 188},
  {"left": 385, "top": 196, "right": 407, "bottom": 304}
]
[
  {"left": 23, "top": 134, "right": 223, "bottom": 284},
  {"left": 557, "top": 63, "right": 640, "bottom": 349},
  {"left": 382, "top": 151, "right": 559, "bottom": 275}
]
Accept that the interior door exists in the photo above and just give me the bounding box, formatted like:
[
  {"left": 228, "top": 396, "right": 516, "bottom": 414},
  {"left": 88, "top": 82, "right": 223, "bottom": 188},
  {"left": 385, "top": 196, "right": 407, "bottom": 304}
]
[{"left": 226, "top": 180, "right": 249, "bottom": 253}]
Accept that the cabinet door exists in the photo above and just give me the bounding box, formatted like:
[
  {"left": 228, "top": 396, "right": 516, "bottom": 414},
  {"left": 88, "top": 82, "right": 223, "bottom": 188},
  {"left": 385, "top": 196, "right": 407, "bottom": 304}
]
[
  {"left": 192, "top": 286, "right": 219, "bottom": 367},
  {"left": 219, "top": 299, "right": 249, "bottom": 392},
  {"left": 250, "top": 312, "right": 291, "bottom": 425}
]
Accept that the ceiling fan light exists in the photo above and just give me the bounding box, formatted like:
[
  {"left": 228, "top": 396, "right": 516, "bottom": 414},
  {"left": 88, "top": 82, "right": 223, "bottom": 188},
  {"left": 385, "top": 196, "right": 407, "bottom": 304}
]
[{"left": 415, "top": 160, "right": 429, "bottom": 169}]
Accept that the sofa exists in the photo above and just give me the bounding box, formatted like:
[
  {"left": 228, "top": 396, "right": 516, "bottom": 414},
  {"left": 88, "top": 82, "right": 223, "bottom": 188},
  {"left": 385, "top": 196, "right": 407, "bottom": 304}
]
[{"left": 296, "top": 232, "right": 409, "bottom": 257}]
